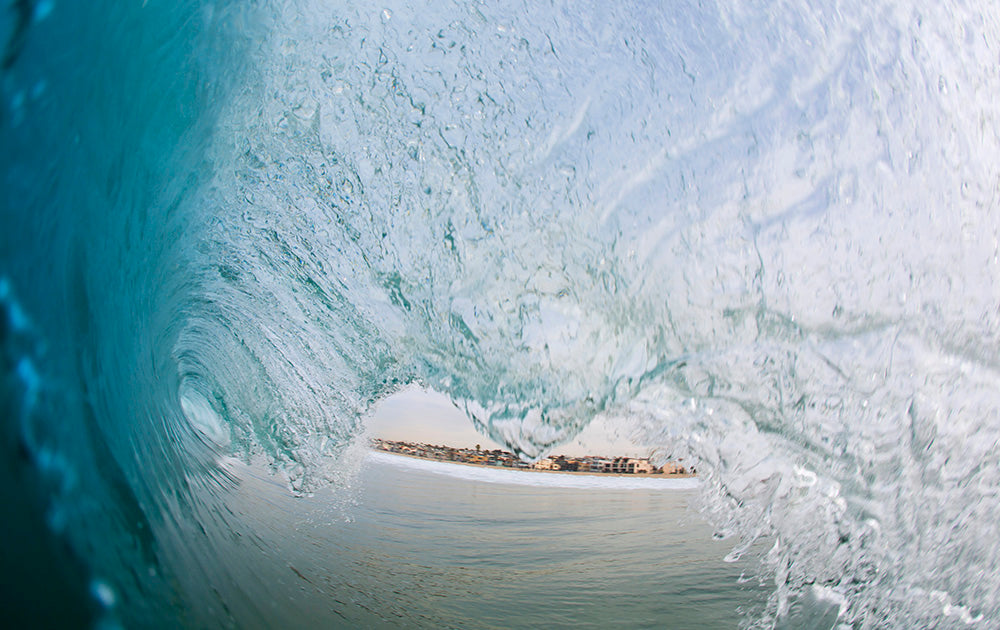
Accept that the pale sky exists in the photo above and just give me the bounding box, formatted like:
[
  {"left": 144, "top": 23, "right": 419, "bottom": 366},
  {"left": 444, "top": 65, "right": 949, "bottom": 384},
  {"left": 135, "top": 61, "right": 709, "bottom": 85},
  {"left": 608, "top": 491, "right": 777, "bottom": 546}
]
[{"left": 365, "top": 385, "right": 648, "bottom": 457}]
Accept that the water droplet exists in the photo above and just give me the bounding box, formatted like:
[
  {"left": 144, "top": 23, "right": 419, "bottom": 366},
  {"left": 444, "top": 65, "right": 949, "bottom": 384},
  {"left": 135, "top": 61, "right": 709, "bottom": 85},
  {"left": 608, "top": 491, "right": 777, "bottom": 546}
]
[
  {"left": 35, "top": 0, "right": 55, "bottom": 22},
  {"left": 91, "top": 579, "right": 117, "bottom": 608}
]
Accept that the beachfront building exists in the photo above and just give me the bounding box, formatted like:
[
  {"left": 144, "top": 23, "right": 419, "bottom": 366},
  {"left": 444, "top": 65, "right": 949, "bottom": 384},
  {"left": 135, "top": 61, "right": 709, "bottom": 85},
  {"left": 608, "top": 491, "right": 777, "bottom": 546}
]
[
  {"left": 590, "top": 459, "right": 613, "bottom": 473},
  {"left": 631, "top": 458, "right": 654, "bottom": 474},
  {"left": 607, "top": 457, "right": 656, "bottom": 474},
  {"left": 659, "top": 461, "right": 686, "bottom": 475},
  {"left": 371, "top": 439, "right": 689, "bottom": 476},
  {"left": 556, "top": 456, "right": 580, "bottom": 472},
  {"left": 533, "top": 457, "right": 558, "bottom": 470}
]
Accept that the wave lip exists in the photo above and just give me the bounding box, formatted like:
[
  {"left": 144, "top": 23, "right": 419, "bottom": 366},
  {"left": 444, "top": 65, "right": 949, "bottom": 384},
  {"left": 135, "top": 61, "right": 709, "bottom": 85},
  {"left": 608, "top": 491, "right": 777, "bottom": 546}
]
[{"left": 366, "top": 451, "right": 700, "bottom": 491}]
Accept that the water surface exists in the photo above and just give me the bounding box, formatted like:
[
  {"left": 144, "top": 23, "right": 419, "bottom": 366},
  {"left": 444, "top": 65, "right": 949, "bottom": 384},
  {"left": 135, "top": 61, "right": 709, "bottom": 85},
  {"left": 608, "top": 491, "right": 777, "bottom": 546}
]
[{"left": 207, "top": 455, "right": 768, "bottom": 629}]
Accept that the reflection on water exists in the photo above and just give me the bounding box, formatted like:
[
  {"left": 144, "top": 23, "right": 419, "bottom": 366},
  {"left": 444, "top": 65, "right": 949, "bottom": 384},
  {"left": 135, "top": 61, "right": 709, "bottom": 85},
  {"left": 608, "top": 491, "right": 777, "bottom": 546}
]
[{"left": 176, "top": 456, "right": 768, "bottom": 628}]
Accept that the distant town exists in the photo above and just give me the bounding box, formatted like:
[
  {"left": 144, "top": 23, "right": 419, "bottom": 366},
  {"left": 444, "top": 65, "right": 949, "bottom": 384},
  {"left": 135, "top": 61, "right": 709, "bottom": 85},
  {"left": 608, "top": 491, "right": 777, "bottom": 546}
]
[{"left": 371, "top": 438, "right": 694, "bottom": 476}]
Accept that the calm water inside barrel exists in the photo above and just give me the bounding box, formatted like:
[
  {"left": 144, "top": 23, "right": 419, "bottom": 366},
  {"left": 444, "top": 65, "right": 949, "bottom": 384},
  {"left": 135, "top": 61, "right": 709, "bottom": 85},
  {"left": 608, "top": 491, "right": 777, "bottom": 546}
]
[{"left": 193, "top": 453, "right": 768, "bottom": 629}]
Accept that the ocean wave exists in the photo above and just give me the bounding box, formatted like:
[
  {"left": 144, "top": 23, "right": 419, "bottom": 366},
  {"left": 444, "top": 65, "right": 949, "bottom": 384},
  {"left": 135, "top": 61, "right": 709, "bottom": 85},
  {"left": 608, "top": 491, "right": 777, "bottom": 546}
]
[{"left": 2, "top": 0, "right": 999, "bottom": 627}]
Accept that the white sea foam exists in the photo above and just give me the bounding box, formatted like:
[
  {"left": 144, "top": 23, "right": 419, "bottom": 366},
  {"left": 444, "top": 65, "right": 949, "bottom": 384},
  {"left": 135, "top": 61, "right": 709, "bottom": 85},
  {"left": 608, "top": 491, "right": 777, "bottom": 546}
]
[{"left": 365, "top": 451, "right": 700, "bottom": 491}]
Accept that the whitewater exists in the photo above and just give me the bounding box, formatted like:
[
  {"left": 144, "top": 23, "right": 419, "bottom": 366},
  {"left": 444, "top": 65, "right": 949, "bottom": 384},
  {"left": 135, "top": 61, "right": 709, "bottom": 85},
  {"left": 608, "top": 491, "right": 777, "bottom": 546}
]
[{"left": 2, "top": 0, "right": 999, "bottom": 627}]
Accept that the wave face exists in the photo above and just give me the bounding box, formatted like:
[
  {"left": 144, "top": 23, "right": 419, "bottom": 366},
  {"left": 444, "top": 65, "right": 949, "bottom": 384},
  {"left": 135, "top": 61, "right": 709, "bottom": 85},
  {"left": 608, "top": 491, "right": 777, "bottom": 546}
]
[{"left": 3, "top": 0, "right": 1000, "bottom": 627}]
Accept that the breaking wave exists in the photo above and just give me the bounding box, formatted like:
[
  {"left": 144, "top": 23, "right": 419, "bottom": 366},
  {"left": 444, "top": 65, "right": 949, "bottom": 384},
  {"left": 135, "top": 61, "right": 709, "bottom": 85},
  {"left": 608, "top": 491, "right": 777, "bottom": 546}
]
[{"left": 2, "top": 0, "right": 999, "bottom": 627}]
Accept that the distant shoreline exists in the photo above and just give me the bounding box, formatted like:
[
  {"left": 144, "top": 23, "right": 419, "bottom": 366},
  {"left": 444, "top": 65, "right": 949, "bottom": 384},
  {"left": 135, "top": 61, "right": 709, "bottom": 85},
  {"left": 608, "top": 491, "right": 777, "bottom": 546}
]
[{"left": 371, "top": 449, "right": 696, "bottom": 479}]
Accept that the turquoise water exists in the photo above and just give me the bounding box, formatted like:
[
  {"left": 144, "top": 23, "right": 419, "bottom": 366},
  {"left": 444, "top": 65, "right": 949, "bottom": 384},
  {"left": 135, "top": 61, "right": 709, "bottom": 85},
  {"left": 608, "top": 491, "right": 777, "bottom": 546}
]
[{"left": 3, "top": 1, "right": 1000, "bottom": 627}]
